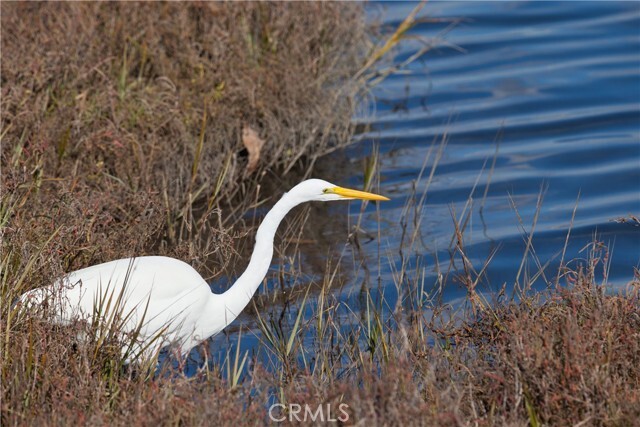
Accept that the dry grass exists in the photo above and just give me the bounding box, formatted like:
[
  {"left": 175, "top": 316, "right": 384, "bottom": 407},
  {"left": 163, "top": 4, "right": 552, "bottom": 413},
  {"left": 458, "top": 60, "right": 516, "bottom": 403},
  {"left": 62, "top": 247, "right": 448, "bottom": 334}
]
[
  {"left": 2, "top": 3, "right": 639, "bottom": 426},
  {"left": 1, "top": 2, "right": 369, "bottom": 282},
  {"left": 3, "top": 231, "right": 638, "bottom": 425},
  {"left": 1, "top": 3, "right": 371, "bottom": 423}
]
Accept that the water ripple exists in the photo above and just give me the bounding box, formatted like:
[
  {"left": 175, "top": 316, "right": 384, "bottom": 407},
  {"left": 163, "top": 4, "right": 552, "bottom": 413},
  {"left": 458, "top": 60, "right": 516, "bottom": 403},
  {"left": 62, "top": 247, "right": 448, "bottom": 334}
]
[{"left": 346, "top": 1, "right": 640, "bottom": 290}]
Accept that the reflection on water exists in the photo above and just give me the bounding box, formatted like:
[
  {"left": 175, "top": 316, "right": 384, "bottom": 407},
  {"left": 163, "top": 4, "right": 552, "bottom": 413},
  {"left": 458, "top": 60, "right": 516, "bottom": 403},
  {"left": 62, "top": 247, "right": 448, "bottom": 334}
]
[{"left": 204, "top": 1, "right": 640, "bottom": 369}]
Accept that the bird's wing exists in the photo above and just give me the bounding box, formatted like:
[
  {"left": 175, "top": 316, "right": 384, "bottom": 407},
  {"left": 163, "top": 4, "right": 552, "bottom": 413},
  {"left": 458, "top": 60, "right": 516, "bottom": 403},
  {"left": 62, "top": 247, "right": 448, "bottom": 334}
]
[{"left": 25, "top": 256, "right": 211, "bottom": 333}]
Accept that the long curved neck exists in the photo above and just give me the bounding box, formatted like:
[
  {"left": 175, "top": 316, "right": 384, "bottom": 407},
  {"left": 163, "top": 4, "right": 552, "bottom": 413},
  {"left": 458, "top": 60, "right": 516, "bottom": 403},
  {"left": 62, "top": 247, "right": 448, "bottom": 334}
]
[{"left": 214, "top": 191, "right": 301, "bottom": 329}]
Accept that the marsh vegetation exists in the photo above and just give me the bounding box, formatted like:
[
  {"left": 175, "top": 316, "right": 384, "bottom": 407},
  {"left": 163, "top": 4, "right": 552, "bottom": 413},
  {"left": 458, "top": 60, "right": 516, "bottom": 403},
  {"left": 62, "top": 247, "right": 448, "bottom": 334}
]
[{"left": 2, "top": 2, "right": 639, "bottom": 426}]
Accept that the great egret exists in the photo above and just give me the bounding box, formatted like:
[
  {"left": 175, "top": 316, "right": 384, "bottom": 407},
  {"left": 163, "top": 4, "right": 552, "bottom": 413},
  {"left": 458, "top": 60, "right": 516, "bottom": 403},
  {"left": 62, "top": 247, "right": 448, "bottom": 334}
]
[{"left": 21, "top": 179, "right": 389, "bottom": 361}]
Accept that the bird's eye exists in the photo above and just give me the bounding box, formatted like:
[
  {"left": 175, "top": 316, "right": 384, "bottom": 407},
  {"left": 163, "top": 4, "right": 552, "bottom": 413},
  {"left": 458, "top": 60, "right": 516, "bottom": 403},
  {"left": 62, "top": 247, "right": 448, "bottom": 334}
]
[{"left": 322, "top": 188, "right": 329, "bottom": 193}]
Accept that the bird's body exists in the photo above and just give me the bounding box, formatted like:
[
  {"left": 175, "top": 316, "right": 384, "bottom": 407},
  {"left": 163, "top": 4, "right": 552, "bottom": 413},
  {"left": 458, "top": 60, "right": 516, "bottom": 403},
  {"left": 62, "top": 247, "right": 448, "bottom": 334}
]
[
  {"left": 21, "top": 179, "right": 388, "bottom": 361},
  {"left": 25, "top": 256, "right": 223, "bottom": 359}
]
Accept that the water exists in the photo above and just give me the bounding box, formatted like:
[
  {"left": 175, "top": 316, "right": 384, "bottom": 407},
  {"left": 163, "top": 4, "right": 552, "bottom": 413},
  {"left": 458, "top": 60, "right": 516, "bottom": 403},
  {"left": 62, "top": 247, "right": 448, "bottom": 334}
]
[{"left": 203, "top": 1, "right": 640, "bottom": 371}]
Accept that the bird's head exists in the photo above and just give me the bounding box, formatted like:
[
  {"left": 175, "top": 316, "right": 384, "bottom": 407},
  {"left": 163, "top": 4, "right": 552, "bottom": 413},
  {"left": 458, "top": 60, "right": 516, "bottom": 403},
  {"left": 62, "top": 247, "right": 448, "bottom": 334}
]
[{"left": 289, "top": 179, "right": 390, "bottom": 203}]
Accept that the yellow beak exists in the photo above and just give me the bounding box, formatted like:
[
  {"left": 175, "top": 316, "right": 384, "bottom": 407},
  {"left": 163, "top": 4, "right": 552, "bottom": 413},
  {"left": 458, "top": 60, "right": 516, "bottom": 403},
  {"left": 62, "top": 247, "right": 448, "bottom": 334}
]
[{"left": 328, "top": 186, "right": 390, "bottom": 201}]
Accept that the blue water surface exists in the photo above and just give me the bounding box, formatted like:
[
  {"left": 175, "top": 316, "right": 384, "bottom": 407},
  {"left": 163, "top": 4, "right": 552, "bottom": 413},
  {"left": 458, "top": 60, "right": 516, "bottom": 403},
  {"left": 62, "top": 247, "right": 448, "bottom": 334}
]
[
  {"left": 201, "top": 1, "right": 640, "bottom": 375},
  {"left": 350, "top": 0, "right": 640, "bottom": 288}
]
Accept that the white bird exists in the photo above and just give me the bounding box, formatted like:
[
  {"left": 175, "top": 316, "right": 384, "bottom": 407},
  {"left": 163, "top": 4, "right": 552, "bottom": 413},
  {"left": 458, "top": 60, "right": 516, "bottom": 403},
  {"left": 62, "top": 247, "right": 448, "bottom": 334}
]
[{"left": 21, "top": 179, "right": 389, "bottom": 362}]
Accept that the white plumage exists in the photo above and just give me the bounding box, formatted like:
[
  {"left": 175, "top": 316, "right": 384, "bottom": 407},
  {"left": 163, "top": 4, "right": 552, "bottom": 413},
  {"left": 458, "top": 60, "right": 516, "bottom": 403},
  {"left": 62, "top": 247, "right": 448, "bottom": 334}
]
[{"left": 21, "top": 179, "right": 389, "bottom": 361}]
